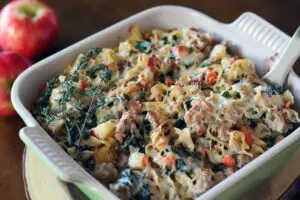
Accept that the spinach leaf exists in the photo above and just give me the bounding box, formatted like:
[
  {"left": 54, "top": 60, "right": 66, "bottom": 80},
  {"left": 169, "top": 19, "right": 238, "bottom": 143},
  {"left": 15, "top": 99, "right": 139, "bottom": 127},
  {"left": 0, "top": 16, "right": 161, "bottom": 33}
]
[
  {"left": 121, "top": 134, "right": 146, "bottom": 154},
  {"left": 262, "top": 135, "right": 276, "bottom": 148},
  {"left": 86, "top": 48, "right": 102, "bottom": 58},
  {"left": 175, "top": 118, "right": 186, "bottom": 129},
  {"left": 221, "top": 91, "right": 231, "bottom": 98},
  {"left": 176, "top": 158, "right": 193, "bottom": 172},
  {"left": 184, "top": 98, "right": 192, "bottom": 110},
  {"left": 117, "top": 169, "right": 151, "bottom": 200},
  {"left": 99, "top": 66, "right": 112, "bottom": 82},
  {"left": 135, "top": 40, "right": 151, "bottom": 53},
  {"left": 172, "top": 146, "right": 201, "bottom": 162},
  {"left": 263, "top": 86, "right": 281, "bottom": 96}
]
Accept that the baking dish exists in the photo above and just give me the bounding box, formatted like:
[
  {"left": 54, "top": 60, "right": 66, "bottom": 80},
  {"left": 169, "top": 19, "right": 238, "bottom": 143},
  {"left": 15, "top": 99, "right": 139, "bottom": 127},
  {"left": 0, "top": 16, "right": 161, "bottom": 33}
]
[{"left": 11, "top": 5, "right": 300, "bottom": 200}]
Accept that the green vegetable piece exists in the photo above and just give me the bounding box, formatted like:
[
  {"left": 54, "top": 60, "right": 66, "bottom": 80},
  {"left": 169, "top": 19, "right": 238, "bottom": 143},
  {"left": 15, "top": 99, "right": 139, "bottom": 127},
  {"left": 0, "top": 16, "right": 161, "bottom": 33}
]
[
  {"left": 234, "top": 91, "right": 241, "bottom": 99},
  {"left": 86, "top": 48, "right": 102, "bottom": 58},
  {"left": 172, "top": 35, "right": 178, "bottom": 41},
  {"left": 263, "top": 135, "right": 276, "bottom": 148},
  {"left": 135, "top": 40, "right": 151, "bottom": 53},
  {"left": 199, "top": 59, "right": 210, "bottom": 68},
  {"left": 99, "top": 66, "right": 112, "bottom": 82},
  {"left": 221, "top": 91, "right": 231, "bottom": 98}
]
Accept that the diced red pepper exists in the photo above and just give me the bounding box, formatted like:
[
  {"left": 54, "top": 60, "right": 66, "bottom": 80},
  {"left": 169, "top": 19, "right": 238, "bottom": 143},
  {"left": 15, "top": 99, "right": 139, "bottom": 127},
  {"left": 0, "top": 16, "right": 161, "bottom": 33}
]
[
  {"left": 241, "top": 127, "right": 253, "bottom": 146},
  {"left": 165, "top": 76, "right": 174, "bottom": 86},
  {"left": 148, "top": 56, "right": 160, "bottom": 69},
  {"left": 223, "top": 155, "right": 235, "bottom": 168},
  {"left": 144, "top": 32, "right": 151, "bottom": 40},
  {"left": 207, "top": 72, "right": 218, "bottom": 85},
  {"left": 143, "top": 156, "right": 151, "bottom": 166},
  {"left": 164, "top": 154, "right": 176, "bottom": 169},
  {"left": 79, "top": 80, "right": 89, "bottom": 90}
]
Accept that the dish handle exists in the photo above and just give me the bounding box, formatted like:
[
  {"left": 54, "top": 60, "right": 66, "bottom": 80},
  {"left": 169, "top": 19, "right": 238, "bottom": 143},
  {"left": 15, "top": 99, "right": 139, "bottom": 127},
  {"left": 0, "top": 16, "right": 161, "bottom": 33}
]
[
  {"left": 228, "top": 12, "right": 289, "bottom": 54},
  {"left": 19, "top": 126, "right": 119, "bottom": 200}
]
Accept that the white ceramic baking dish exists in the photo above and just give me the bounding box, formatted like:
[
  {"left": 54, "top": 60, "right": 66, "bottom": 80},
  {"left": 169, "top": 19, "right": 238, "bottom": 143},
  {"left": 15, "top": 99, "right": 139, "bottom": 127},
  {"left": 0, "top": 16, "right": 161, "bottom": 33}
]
[{"left": 11, "top": 5, "right": 300, "bottom": 200}]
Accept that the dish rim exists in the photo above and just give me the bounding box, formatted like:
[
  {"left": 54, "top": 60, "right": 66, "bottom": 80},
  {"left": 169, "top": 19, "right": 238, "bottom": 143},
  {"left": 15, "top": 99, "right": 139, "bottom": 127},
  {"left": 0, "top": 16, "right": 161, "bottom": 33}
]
[{"left": 11, "top": 5, "right": 300, "bottom": 200}]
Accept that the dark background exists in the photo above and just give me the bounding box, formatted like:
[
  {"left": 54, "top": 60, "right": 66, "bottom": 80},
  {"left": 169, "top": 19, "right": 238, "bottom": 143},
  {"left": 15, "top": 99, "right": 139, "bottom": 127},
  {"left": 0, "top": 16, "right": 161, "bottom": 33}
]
[{"left": 0, "top": 0, "right": 299, "bottom": 200}]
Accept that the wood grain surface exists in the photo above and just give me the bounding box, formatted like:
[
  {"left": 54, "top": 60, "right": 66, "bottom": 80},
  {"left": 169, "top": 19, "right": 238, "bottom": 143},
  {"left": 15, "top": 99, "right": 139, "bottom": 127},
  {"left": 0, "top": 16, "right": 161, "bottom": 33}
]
[{"left": 0, "top": 0, "right": 299, "bottom": 200}]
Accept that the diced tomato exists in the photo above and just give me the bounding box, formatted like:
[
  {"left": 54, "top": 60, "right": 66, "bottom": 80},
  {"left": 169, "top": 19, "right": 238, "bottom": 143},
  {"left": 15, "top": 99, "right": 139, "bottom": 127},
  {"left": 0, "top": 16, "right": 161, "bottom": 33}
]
[
  {"left": 143, "top": 156, "right": 151, "bottom": 166},
  {"left": 79, "top": 80, "right": 89, "bottom": 90},
  {"left": 148, "top": 56, "right": 160, "bottom": 69},
  {"left": 165, "top": 76, "right": 174, "bottom": 86},
  {"left": 284, "top": 100, "right": 291, "bottom": 108},
  {"left": 223, "top": 155, "right": 235, "bottom": 168},
  {"left": 241, "top": 127, "right": 253, "bottom": 146},
  {"left": 207, "top": 72, "right": 218, "bottom": 85},
  {"left": 144, "top": 32, "right": 151, "bottom": 40},
  {"left": 164, "top": 154, "right": 176, "bottom": 169}
]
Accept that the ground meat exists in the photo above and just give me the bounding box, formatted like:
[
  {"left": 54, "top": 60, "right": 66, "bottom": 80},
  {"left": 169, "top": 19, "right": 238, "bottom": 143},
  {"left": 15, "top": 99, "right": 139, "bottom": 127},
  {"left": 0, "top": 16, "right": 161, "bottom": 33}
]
[
  {"left": 116, "top": 154, "right": 129, "bottom": 169},
  {"left": 109, "top": 183, "right": 131, "bottom": 200},
  {"left": 115, "top": 111, "right": 141, "bottom": 142},
  {"left": 93, "top": 163, "right": 119, "bottom": 183},
  {"left": 184, "top": 100, "right": 213, "bottom": 135}
]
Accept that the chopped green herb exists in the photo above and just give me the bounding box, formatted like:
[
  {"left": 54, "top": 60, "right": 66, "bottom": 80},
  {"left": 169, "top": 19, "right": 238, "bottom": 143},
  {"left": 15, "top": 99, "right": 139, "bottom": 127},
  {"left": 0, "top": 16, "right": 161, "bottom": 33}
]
[
  {"left": 99, "top": 66, "right": 112, "bottom": 82},
  {"left": 221, "top": 91, "right": 231, "bottom": 98},
  {"left": 41, "top": 106, "right": 54, "bottom": 125},
  {"left": 199, "top": 59, "right": 210, "bottom": 68},
  {"left": 172, "top": 35, "right": 178, "bottom": 41},
  {"left": 161, "top": 36, "right": 169, "bottom": 45},
  {"left": 38, "top": 77, "right": 58, "bottom": 109}
]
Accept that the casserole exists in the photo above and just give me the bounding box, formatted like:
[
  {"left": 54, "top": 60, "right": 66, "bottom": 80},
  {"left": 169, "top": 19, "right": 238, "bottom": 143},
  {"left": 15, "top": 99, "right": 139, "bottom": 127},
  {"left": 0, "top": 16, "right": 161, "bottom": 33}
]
[{"left": 11, "top": 5, "right": 300, "bottom": 200}]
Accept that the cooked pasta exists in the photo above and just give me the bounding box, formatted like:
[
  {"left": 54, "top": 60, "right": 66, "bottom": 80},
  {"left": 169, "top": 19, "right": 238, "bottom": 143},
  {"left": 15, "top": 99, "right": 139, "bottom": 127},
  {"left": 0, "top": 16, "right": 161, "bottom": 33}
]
[{"left": 33, "top": 25, "right": 300, "bottom": 200}]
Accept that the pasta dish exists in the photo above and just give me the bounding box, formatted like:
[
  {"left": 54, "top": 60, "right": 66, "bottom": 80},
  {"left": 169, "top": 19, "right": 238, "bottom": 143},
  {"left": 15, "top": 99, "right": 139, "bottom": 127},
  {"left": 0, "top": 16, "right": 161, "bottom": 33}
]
[{"left": 33, "top": 25, "right": 300, "bottom": 200}]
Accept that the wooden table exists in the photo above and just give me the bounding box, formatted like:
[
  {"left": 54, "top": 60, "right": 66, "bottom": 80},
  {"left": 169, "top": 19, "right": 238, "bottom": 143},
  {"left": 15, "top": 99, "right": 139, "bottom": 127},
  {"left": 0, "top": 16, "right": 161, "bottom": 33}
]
[{"left": 0, "top": 0, "right": 299, "bottom": 199}]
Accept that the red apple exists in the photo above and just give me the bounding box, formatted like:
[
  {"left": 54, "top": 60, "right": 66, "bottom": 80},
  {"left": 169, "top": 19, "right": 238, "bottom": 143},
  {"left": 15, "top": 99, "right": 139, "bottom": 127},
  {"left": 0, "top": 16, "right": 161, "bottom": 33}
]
[
  {"left": 0, "top": 0, "right": 59, "bottom": 59},
  {"left": 0, "top": 51, "right": 31, "bottom": 117}
]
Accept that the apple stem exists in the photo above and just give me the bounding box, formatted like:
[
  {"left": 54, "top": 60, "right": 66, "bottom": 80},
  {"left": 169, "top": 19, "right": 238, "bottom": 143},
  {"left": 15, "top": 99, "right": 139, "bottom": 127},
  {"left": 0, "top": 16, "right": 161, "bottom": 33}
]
[{"left": 18, "top": 3, "right": 40, "bottom": 19}]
